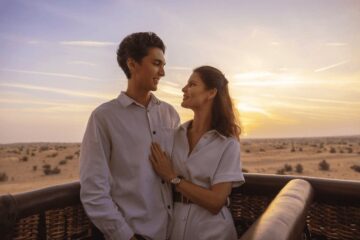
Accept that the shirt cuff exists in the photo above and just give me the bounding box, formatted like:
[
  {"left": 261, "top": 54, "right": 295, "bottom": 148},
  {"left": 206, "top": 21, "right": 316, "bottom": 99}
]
[
  {"left": 102, "top": 221, "right": 134, "bottom": 240},
  {"left": 212, "top": 173, "right": 245, "bottom": 187}
]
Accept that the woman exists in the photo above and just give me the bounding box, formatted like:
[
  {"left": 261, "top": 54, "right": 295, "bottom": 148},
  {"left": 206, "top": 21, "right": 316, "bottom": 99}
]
[{"left": 149, "top": 66, "right": 244, "bottom": 240}]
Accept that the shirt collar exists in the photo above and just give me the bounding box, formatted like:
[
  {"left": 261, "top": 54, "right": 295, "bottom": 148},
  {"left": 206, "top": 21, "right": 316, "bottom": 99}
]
[
  {"left": 179, "top": 120, "right": 227, "bottom": 140},
  {"left": 117, "top": 91, "right": 161, "bottom": 108}
]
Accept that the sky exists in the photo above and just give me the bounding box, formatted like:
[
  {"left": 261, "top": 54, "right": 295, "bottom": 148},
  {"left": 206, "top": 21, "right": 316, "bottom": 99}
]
[{"left": 0, "top": 0, "right": 359, "bottom": 143}]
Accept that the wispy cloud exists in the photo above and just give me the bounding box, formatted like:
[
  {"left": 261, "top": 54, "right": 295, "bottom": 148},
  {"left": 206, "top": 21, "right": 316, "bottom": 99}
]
[
  {"left": 325, "top": 42, "right": 348, "bottom": 47},
  {"left": 0, "top": 83, "right": 111, "bottom": 100},
  {"left": 314, "top": 60, "right": 349, "bottom": 72},
  {"left": 67, "top": 61, "right": 97, "bottom": 67},
  {"left": 166, "top": 66, "right": 192, "bottom": 71},
  {"left": 237, "top": 102, "right": 271, "bottom": 116},
  {"left": 265, "top": 95, "right": 360, "bottom": 106},
  {"left": 234, "top": 71, "right": 274, "bottom": 79},
  {"left": 0, "top": 68, "right": 99, "bottom": 81},
  {"left": 0, "top": 98, "right": 94, "bottom": 111},
  {"left": 232, "top": 71, "right": 301, "bottom": 87},
  {"left": 60, "top": 41, "right": 116, "bottom": 47}
]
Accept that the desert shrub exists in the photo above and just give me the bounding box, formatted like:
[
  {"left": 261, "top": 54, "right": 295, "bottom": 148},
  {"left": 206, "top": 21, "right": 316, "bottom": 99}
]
[
  {"left": 74, "top": 150, "right": 80, "bottom": 155},
  {"left": 347, "top": 148, "right": 353, "bottom": 153},
  {"left": 295, "top": 164, "right": 303, "bottom": 173},
  {"left": 33, "top": 165, "right": 37, "bottom": 171},
  {"left": 20, "top": 156, "right": 28, "bottom": 162},
  {"left": 0, "top": 172, "right": 8, "bottom": 182},
  {"left": 47, "top": 152, "right": 58, "bottom": 158},
  {"left": 290, "top": 147, "right": 296, "bottom": 152},
  {"left": 276, "top": 168, "right": 285, "bottom": 175},
  {"left": 65, "top": 155, "right": 74, "bottom": 160},
  {"left": 319, "top": 160, "right": 330, "bottom": 171},
  {"left": 317, "top": 150, "right": 322, "bottom": 153},
  {"left": 339, "top": 150, "right": 344, "bottom": 153},
  {"left": 7, "top": 150, "right": 19, "bottom": 154},
  {"left": 298, "top": 147, "right": 303, "bottom": 152},
  {"left": 43, "top": 166, "right": 61, "bottom": 175},
  {"left": 275, "top": 146, "right": 285, "bottom": 150},
  {"left": 31, "top": 152, "right": 36, "bottom": 156},
  {"left": 245, "top": 149, "right": 251, "bottom": 153},
  {"left": 259, "top": 148, "right": 265, "bottom": 152},
  {"left": 242, "top": 168, "right": 249, "bottom": 173},
  {"left": 329, "top": 147, "right": 336, "bottom": 153},
  {"left": 26, "top": 149, "right": 30, "bottom": 155},
  {"left": 39, "top": 146, "right": 49, "bottom": 152},
  {"left": 42, "top": 164, "right": 51, "bottom": 170},
  {"left": 284, "top": 164, "right": 292, "bottom": 172},
  {"left": 59, "top": 160, "right": 67, "bottom": 165},
  {"left": 350, "top": 165, "right": 360, "bottom": 173}
]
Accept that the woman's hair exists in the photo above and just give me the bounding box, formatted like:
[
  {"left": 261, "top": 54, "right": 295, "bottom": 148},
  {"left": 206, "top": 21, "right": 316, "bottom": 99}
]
[
  {"left": 117, "top": 32, "right": 165, "bottom": 79},
  {"left": 193, "top": 66, "right": 242, "bottom": 140}
]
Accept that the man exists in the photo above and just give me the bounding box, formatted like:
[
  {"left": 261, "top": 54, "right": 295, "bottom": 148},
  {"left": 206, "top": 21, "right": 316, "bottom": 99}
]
[{"left": 80, "top": 32, "right": 180, "bottom": 240}]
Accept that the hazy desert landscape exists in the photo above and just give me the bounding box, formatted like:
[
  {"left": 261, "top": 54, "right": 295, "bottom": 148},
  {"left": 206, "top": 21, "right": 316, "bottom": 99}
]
[{"left": 1, "top": 135, "right": 359, "bottom": 194}]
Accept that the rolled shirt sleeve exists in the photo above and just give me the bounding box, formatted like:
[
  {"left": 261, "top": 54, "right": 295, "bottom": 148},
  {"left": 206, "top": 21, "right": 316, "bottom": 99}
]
[
  {"left": 80, "top": 111, "right": 134, "bottom": 240},
  {"left": 212, "top": 139, "right": 245, "bottom": 187}
]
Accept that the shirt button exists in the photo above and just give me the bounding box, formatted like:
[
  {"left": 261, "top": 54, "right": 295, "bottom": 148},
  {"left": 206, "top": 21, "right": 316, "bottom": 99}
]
[
  {"left": 167, "top": 205, "right": 171, "bottom": 209},
  {"left": 153, "top": 131, "right": 156, "bottom": 135}
]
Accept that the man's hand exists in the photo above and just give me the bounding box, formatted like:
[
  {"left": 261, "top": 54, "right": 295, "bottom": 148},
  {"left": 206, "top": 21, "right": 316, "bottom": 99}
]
[{"left": 149, "top": 142, "right": 177, "bottom": 182}]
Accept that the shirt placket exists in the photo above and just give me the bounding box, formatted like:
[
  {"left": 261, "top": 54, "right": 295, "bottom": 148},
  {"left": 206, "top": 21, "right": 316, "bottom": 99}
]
[{"left": 147, "top": 105, "right": 173, "bottom": 233}]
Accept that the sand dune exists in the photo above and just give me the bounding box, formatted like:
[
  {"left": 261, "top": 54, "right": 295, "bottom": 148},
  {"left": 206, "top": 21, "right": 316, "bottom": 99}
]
[{"left": 1, "top": 136, "right": 359, "bottom": 194}]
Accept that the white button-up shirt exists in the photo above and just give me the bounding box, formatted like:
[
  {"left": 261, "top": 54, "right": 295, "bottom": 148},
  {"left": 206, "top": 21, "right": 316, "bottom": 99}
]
[
  {"left": 80, "top": 92, "right": 179, "bottom": 240},
  {"left": 170, "top": 121, "right": 245, "bottom": 240}
]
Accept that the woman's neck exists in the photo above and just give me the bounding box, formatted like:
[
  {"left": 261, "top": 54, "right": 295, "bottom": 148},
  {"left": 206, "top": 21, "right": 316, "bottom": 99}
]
[{"left": 190, "top": 106, "right": 212, "bottom": 134}]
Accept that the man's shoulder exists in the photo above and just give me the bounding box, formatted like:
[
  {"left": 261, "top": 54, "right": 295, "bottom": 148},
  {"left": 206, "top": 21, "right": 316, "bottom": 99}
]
[{"left": 92, "top": 99, "right": 119, "bottom": 117}]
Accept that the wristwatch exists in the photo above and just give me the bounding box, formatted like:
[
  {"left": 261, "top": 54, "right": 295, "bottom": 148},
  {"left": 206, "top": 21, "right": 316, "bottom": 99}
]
[{"left": 170, "top": 176, "right": 183, "bottom": 185}]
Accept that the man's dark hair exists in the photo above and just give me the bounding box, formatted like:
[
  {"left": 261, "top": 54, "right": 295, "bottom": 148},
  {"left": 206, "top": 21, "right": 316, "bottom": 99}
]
[{"left": 117, "top": 32, "right": 165, "bottom": 79}]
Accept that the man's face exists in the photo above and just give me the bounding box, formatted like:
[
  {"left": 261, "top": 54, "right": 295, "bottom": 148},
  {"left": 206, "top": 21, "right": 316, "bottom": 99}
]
[{"left": 132, "top": 47, "right": 166, "bottom": 92}]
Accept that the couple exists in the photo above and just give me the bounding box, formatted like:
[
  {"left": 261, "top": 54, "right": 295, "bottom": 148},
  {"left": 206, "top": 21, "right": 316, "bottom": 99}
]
[{"left": 80, "top": 32, "right": 244, "bottom": 240}]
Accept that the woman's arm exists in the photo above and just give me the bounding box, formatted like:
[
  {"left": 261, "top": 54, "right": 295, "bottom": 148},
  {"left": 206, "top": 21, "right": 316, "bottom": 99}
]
[{"left": 149, "top": 143, "right": 231, "bottom": 214}]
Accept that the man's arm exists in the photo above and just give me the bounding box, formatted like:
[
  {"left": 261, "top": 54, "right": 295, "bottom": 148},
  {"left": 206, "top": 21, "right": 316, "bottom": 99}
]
[{"left": 80, "top": 111, "right": 134, "bottom": 240}]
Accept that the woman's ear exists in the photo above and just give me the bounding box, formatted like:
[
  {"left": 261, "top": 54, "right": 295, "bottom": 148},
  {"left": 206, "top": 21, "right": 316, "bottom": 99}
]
[{"left": 208, "top": 88, "right": 217, "bottom": 100}]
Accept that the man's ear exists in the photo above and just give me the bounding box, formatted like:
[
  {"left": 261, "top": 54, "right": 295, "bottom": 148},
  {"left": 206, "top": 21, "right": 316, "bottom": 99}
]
[
  {"left": 208, "top": 88, "right": 217, "bottom": 100},
  {"left": 127, "top": 58, "right": 136, "bottom": 72}
]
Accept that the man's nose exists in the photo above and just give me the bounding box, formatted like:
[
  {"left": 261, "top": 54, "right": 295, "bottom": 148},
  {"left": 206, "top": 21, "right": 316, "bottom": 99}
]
[
  {"left": 182, "top": 86, "right": 186, "bottom": 92},
  {"left": 159, "top": 66, "right": 165, "bottom": 77}
]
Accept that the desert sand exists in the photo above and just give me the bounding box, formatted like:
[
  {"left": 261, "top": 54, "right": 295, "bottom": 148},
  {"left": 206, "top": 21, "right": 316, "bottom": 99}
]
[{"left": 1, "top": 136, "right": 359, "bottom": 195}]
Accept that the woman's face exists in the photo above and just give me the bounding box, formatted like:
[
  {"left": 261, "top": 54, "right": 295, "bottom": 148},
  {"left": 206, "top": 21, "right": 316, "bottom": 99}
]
[{"left": 181, "top": 72, "right": 213, "bottom": 110}]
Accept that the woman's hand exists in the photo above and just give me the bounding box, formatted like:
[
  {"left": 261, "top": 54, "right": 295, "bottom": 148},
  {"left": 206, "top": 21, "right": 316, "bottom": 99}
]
[{"left": 149, "top": 142, "right": 177, "bottom": 182}]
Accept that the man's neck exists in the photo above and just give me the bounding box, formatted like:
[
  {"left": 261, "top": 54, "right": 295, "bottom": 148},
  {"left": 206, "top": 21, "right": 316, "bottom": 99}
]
[{"left": 125, "top": 88, "right": 151, "bottom": 107}]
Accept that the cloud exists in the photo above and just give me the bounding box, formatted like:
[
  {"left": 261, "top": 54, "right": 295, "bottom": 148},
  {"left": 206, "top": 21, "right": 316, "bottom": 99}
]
[
  {"left": 0, "top": 68, "right": 99, "bottom": 81},
  {"left": 0, "top": 83, "right": 111, "bottom": 100},
  {"left": 232, "top": 71, "right": 301, "bottom": 87},
  {"left": 166, "top": 66, "right": 192, "bottom": 71},
  {"left": 60, "top": 41, "right": 117, "bottom": 47},
  {"left": 325, "top": 42, "right": 348, "bottom": 47},
  {"left": 314, "top": 60, "right": 349, "bottom": 73},
  {"left": 67, "top": 61, "right": 97, "bottom": 67},
  {"left": 234, "top": 71, "right": 274, "bottom": 79}
]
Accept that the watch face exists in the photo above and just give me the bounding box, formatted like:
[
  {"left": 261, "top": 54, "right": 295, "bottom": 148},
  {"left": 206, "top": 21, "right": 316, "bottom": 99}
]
[{"left": 171, "top": 177, "right": 181, "bottom": 184}]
